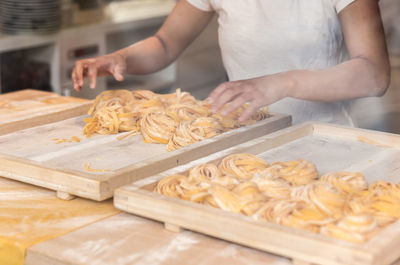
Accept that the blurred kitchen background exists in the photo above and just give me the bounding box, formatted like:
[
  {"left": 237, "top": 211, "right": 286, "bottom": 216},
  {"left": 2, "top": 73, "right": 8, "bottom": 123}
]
[{"left": 0, "top": 0, "right": 398, "bottom": 133}]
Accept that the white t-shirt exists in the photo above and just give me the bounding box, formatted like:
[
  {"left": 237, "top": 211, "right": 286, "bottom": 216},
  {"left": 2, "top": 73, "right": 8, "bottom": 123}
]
[{"left": 186, "top": 0, "right": 358, "bottom": 125}]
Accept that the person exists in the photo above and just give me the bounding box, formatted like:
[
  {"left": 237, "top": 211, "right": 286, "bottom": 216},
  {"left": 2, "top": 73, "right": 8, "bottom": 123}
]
[{"left": 72, "top": 0, "right": 390, "bottom": 125}]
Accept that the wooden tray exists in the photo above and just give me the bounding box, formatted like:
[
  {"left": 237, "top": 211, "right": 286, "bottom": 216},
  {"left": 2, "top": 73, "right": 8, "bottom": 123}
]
[
  {"left": 0, "top": 89, "right": 91, "bottom": 135},
  {"left": 0, "top": 112, "right": 290, "bottom": 201},
  {"left": 114, "top": 122, "right": 400, "bottom": 265}
]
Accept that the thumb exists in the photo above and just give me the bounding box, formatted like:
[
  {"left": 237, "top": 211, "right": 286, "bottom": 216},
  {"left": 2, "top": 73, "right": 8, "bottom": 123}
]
[{"left": 112, "top": 63, "right": 125, "bottom": 81}]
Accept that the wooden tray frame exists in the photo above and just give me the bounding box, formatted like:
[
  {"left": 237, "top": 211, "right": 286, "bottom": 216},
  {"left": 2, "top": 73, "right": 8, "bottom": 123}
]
[
  {"left": 0, "top": 89, "right": 92, "bottom": 136},
  {"left": 114, "top": 122, "right": 400, "bottom": 265},
  {"left": 0, "top": 113, "right": 291, "bottom": 201}
]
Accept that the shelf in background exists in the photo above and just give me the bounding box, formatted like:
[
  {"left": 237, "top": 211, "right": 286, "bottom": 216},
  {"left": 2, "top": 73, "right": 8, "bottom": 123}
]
[{"left": 0, "top": 0, "right": 175, "bottom": 54}]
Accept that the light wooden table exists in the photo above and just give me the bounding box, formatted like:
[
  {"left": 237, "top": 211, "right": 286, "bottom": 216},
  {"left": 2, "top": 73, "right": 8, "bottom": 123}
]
[
  {"left": 0, "top": 176, "right": 119, "bottom": 265},
  {"left": 26, "top": 213, "right": 294, "bottom": 265},
  {"left": 24, "top": 212, "right": 400, "bottom": 265}
]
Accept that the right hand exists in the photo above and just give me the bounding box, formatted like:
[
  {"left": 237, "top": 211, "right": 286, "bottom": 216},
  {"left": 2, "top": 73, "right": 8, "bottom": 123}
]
[{"left": 72, "top": 52, "right": 126, "bottom": 91}]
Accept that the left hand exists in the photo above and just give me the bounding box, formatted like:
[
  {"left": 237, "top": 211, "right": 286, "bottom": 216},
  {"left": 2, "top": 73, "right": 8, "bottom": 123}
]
[{"left": 207, "top": 74, "right": 291, "bottom": 122}]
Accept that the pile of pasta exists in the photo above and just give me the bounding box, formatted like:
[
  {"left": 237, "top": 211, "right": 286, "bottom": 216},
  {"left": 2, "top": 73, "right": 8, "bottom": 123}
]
[
  {"left": 83, "top": 89, "right": 269, "bottom": 151},
  {"left": 154, "top": 153, "right": 400, "bottom": 243}
]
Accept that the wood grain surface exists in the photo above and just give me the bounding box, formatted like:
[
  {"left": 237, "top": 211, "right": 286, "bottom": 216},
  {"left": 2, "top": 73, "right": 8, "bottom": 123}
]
[
  {"left": 24, "top": 212, "right": 400, "bottom": 265},
  {"left": 25, "top": 213, "right": 293, "bottom": 265}
]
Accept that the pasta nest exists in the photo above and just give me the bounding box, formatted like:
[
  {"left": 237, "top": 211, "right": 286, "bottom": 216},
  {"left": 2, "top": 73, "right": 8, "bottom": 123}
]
[
  {"left": 218, "top": 153, "right": 270, "bottom": 180},
  {"left": 167, "top": 117, "right": 224, "bottom": 151},
  {"left": 154, "top": 153, "right": 400, "bottom": 243},
  {"left": 83, "top": 89, "right": 270, "bottom": 151},
  {"left": 141, "top": 111, "right": 177, "bottom": 144},
  {"left": 264, "top": 159, "right": 319, "bottom": 186},
  {"left": 291, "top": 183, "right": 345, "bottom": 218},
  {"left": 320, "top": 214, "right": 378, "bottom": 243},
  {"left": 320, "top": 171, "right": 368, "bottom": 194}
]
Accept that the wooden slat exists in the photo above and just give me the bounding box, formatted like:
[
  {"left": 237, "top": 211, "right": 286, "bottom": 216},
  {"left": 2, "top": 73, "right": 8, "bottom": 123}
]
[
  {"left": 114, "top": 122, "right": 400, "bottom": 265},
  {"left": 0, "top": 111, "right": 291, "bottom": 201}
]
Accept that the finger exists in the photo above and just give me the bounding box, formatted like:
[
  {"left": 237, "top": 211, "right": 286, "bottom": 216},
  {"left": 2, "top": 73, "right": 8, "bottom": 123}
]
[
  {"left": 71, "top": 70, "right": 81, "bottom": 91},
  {"left": 221, "top": 94, "right": 250, "bottom": 116},
  {"left": 113, "top": 72, "right": 124, "bottom": 81},
  {"left": 110, "top": 53, "right": 126, "bottom": 81},
  {"left": 212, "top": 84, "right": 242, "bottom": 113},
  {"left": 74, "top": 61, "right": 85, "bottom": 87},
  {"left": 208, "top": 82, "right": 230, "bottom": 104},
  {"left": 87, "top": 63, "right": 98, "bottom": 89},
  {"left": 238, "top": 101, "right": 261, "bottom": 122},
  {"left": 112, "top": 64, "right": 125, "bottom": 81}
]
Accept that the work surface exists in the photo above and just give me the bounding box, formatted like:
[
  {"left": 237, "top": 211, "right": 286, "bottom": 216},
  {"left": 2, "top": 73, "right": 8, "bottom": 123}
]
[
  {"left": 3, "top": 175, "right": 374, "bottom": 265},
  {"left": 25, "top": 213, "right": 294, "bottom": 265},
  {"left": 0, "top": 177, "right": 119, "bottom": 265},
  {"left": 2, "top": 90, "right": 399, "bottom": 265},
  {"left": 16, "top": 124, "right": 400, "bottom": 265},
  {"left": 22, "top": 211, "right": 400, "bottom": 265},
  {"left": 0, "top": 89, "right": 298, "bottom": 265}
]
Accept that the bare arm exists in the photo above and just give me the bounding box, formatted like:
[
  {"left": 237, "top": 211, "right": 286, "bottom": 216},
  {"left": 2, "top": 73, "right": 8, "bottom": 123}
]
[
  {"left": 209, "top": 0, "right": 390, "bottom": 121},
  {"left": 287, "top": 0, "right": 390, "bottom": 101},
  {"left": 121, "top": 0, "right": 214, "bottom": 74},
  {"left": 72, "top": 0, "right": 213, "bottom": 90}
]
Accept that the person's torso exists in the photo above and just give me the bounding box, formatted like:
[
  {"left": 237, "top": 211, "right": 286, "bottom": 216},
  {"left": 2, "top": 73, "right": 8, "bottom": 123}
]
[
  {"left": 208, "top": 0, "right": 354, "bottom": 125},
  {"left": 210, "top": 0, "right": 347, "bottom": 79}
]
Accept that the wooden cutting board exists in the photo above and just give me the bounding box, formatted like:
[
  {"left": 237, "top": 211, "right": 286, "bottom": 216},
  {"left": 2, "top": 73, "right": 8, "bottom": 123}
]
[
  {"left": 114, "top": 122, "right": 400, "bottom": 265},
  {"left": 0, "top": 111, "right": 291, "bottom": 201},
  {"left": 0, "top": 89, "right": 92, "bottom": 135}
]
